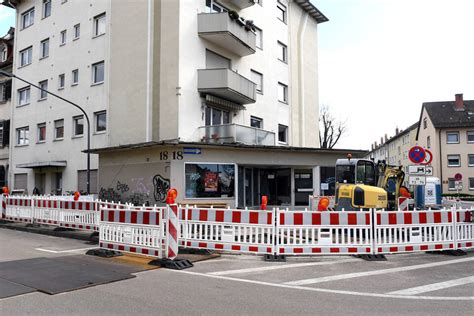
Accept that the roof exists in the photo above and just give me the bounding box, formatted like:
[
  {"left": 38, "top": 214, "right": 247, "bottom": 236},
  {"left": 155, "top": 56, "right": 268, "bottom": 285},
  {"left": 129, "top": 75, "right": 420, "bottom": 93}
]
[
  {"left": 17, "top": 161, "right": 67, "bottom": 169},
  {"left": 85, "top": 140, "right": 367, "bottom": 156},
  {"left": 416, "top": 100, "right": 474, "bottom": 139},
  {"left": 294, "top": 0, "right": 329, "bottom": 23},
  {"left": 366, "top": 122, "right": 418, "bottom": 155}
]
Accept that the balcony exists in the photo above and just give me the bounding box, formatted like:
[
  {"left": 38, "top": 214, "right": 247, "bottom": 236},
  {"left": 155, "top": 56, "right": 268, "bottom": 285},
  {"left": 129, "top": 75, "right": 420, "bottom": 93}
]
[
  {"left": 229, "top": 0, "right": 256, "bottom": 9},
  {"left": 198, "top": 13, "right": 256, "bottom": 57},
  {"left": 198, "top": 68, "right": 256, "bottom": 105},
  {"left": 199, "top": 124, "right": 275, "bottom": 146}
]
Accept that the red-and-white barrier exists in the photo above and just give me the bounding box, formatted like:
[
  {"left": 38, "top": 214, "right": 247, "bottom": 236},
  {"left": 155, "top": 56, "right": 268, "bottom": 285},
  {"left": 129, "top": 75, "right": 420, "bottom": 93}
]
[
  {"left": 99, "top": 206, "right": 165, "bottom": 258},
  {"left": 5, "top": 196, "right": 34, "bottom": 223},
  {"left": 454, "top": 208, "right": 474, "bottom": 250},
  {"left": 178, "top": 206, "right": 275, "bottom": 255},
  {"left": 59, "top": 200, "right": 100, "bottom": 231},
  {"left": 309, "top": 195, "right": 336, "bottom": 211},
  {"left": 34, "top": 197, "right": 61, "bottom": 225},
  {"left": 277, "top": 209, "right": 372, "bottom": 255}
]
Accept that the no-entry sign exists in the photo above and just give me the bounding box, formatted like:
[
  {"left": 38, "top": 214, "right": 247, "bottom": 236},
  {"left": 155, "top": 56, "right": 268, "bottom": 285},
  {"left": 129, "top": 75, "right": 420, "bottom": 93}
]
[{"left": 409, "top": 146, "right": 426, "bottom": 164}]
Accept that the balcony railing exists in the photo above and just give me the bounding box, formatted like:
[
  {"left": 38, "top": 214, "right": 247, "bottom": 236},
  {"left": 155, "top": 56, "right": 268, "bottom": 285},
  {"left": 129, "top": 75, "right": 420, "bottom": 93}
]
[
  {"left": 198, "top": 68, "right": 256, "bottom": 105},
  {"left": 199, "top": 124, "right": 275, "bottom": 146},
  {"left": 198, "top": 12, "right": 256, "bottom": 57}
]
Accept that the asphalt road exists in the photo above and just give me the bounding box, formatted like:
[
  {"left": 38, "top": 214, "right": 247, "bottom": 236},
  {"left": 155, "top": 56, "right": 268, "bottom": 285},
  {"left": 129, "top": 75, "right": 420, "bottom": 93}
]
[{"left": 1, "top": 227, "right": 473, "bottom": 315}]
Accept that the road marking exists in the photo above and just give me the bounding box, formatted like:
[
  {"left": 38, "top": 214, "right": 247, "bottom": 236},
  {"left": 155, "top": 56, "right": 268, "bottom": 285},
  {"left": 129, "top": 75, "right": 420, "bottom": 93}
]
[
  {"left": 285, "top": 257, "right": 474, "bottom": 286},
  {"left": 208, "top": 259, "right": 359, "bottom": 276},
  {"left": 388, "top": 276, "right": 474, "bottom": 295},
  {"left": 35, "top": 246, "right": 97, "bottom": 254},
  {"left": 165, "top": 269, "right": 474, "bottom": 301}
]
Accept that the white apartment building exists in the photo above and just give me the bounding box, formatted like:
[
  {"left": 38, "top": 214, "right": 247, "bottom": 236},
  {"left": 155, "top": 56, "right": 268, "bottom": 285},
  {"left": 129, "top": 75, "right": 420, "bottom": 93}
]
[{"left": 4, "top": 0, "right": 364, "bottom": 207}]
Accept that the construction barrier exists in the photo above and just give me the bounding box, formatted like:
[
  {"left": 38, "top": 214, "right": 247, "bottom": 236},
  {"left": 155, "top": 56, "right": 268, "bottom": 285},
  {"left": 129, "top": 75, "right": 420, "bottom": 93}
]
[
  {"left": 277, "top": 209, "right": 372, "bottom": 255},
  {"left": 5, "top": 196, "right": 34, "bottom": 223},
  {"left": 34, "top": 197, "right": 62, "bottom": 225},
  {"left": 59, "top": 200, "right": 100, "bottom": 231},
  {"left": 178, "top": 206, "right": 275, "bottom": 255},
  {"left": 454, "top": 208, "right": 474, "bottom": 250},
  {"left": 309, "top": 195, "right": 336, "bottom": 211},
  {"left": 0, "top": 194, "right": 6, "bottom": 219},
  {"left": 99, "top": 205, "right": 165, "bottom": 258}
]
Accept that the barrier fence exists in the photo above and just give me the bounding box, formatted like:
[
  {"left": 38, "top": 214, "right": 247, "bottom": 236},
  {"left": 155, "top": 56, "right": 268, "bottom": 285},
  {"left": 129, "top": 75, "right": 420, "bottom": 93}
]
[{"left": 1, "top": 194, "right": 473, "bottom": 261}]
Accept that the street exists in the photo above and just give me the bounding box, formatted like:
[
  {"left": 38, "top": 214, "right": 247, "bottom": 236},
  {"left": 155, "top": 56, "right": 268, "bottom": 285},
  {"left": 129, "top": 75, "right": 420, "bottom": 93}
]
[{"left": 1, "top": 228, "right": 473, "bottom": 315}]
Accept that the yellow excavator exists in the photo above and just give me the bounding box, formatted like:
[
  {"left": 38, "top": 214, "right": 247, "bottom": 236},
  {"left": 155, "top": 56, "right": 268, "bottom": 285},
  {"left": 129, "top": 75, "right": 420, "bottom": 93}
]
[{"left": 334, "top": 155, "right": 407, "bottom": 211}]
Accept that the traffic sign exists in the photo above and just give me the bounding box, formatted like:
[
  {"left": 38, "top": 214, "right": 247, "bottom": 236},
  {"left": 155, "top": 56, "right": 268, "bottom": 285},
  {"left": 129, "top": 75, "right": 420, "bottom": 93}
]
[
  {"left": 409, "top": 146, "right": 426, "bottom": 164},
  {"left": 409, "top": 176, "right": 426, "bottom": 185},
  {"left": 421, "top": 149, "right": 433, "bottom": 165},
  {"left": 408, "top": 165, "right": 426, "bottom": 175},
  {"left": 425, "top": 166, "right": 433, "bottom": 176},
  {"left": 454, "top": 173, "right": 462, "bottom": 181}
]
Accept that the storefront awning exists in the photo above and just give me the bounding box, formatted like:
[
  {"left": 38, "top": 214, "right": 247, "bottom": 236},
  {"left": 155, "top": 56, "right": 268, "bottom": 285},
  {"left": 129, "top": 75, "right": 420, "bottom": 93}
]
[
  {"left": 205, "top": 94, "right": 246, "bottom": 112},
  {"left": 17, "top": 161, "right": 67, "bottom": 169}
]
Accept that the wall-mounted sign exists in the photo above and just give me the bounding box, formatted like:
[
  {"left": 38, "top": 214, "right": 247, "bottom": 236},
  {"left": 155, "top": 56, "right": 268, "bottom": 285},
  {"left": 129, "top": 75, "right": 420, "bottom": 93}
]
[
  {"left": 408, "top": 165, "right": 426, "bottom": 176},
  {"left": 409, "top": 176, "right": 426, "bottom": 185}
]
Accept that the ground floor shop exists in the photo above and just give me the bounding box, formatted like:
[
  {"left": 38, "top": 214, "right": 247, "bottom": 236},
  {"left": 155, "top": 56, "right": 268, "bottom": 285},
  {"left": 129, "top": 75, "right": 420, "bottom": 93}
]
[{"left": 94, "top": 142, "right": 363, "bottom": 208}]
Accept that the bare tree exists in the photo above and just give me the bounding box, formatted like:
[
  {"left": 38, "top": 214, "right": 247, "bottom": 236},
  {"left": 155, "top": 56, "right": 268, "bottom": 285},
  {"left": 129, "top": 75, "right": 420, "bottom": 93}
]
[{"left": 319, "top": 105, "right": 347, "bottom": 149}]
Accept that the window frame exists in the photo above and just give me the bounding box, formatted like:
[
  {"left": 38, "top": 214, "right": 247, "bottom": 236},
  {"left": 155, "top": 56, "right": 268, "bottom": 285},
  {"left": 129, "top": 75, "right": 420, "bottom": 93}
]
[
  {"left": 469, "top": 178, "right": 474, "bottom": 191},
  {"left": 204, "top": 107, "right": 230, "bottom": 126},
  {"left": 92, "top": 61, "right": 105, "bottom": 85},
  {"left": 277, "top": 1, "right": 287, "bottom": 23},
  {"left": 54, "top": 119, "right": 65, "bottom": 140},
  {"left": 38, "top": 80, "right": 48, "bottom": 100},
  {"left": 73, "top": 24, "right": 80, "bottom": 40},
  {"left": 250, "top": 69, "right": 263, "bottom": 94},
  {"left": 73, "top": 115, "right": 84, "bottom": 137},
  {"left": 60, "top": 30, "right": 67, "bottom": 46},
  {"left": 250, "top": 116, "right": 263, "bottom": 129},
  {"left": 21, "top": 7, "right": 35, "bottom": 30},
  {"left": 467, "top": 131, "right": 474, "bottom": 143},
  {"left": 19, "top": 46, "right": 32, "bottom": 67},
  {"left": 468, "top": 154, "right": 474, "bottom": 167},
  {"left": 72, "top": 69, "right": 79, "bottom": 86},
  {"left": 277, "top": 41, "right": 288, "bottom": 63},
  {"left": 1, "top": 47, "right": 7, "bottom": 62},
  {"left": 42, "top": 0, "right": 52, "bottom": 19},
  {"left": 184, "top": 162, "right": 236, "bottom": 199},
  {"left": 278, "top": 82, "right": 288, "bottom": 103},
  {"left": 37, "top": 123, "right": 46, "bottom": 143},
  {"left": 16, "top": 126, "right": 29, "bottom": 146},
  {"left": 448, "top": 178, "right": 456, "bottom": 191},
  {"left": 18, "top": 86, "right": 31, "bottom": 106},
  {"left": 278, "top": 124, "right": 288, "bottom": 144},
  {"left": 40, "top": 38, "right": 49, "bottom": 59},
  {"left": 447, "top": 154, "right": 461, "bottom": 167},
  {"left": 255, "top": 27, "right": 263, "bottom": 49},
  {"left": 446, "top": 131, "right": 460, "bottom": 144},
  {"left": 58, "top": 73, "right": 65, "bottom": 89},
  {"left": 94, "top": 111, "right": 107, "bottom": 133},
  {"left": 93, "top": 13, "right": 106, "bottom": 37}
]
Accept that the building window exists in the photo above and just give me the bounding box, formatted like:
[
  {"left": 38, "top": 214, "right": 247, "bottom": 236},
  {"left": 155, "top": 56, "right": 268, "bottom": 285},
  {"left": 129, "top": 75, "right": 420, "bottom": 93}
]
[
  {"left": 205, "top": 107, "right": 230, "bottom": 126},
  {"left": 18, "top": 86, "right": 30, "bottom": 106},
  {"left": 58, "top": 74, "right": 65, "bottom": 89},
  {"left": 447, "top": 154, "right": 460, "bottom": 167},
  {"left": 1, "top": 48, "right": 7, "bottom": 62},
  {"left": 19, "top": 46, "right": 32, "bottom": 67},
  {"left": 277, "top": 1, "right": 287, "bottom": 23},
  {"left": 38, "top": 80, "right": 48, "bottom": 100},
  {"left": 40, "top": 38, "right": 49, "bottom": 58},
  {"left": 14, "top": 173, "right": 28, "bottom": 192},
  {"left": 73, "top": 115, "right": 84, "bottom": 137},
  {"left": 54, "top": 119, "right": 64, "bottom": 140},
  {"left": 423, "top": 117, "right": 427, "bottom": 129},
  {"left": 0, "top": 120, "right": 8, "bottom": 148},
  {"left": 427, "top": 136, "right": 431, "bottom": 149},
  {"left": 446, "top": 131, "right": 459, "bottom": 144},
  {"left": 448, "top": 178, "right": 456, "bottom": 191},
  {"left": 470, "top": 178, "right": 474, "bottom": 191},
  {"left": 73, "top": 24, "right": 80, "bottom": 39},
  {"left": 205, "top": 0, "right": 229, "bottom": 13},
  {"left": 72, "top": 69, "right": 79, "bottom": 85},
  {"left": 277, "top": 41, "right": 287, "bottom": 62},
  {"left": 255, "top": 27, "right": 263, "bottom": 49},
  {"left": 251, "top": 70, "right": 263, "bottom": 94},
  {"left": 95, "top": 111, "right": 107, "bottom": 133},
  {"left": 60, "top": 30, "right": 67, "bottom": 45},
  {"left": 21, "top": 8, "right": 35, "bottom": 29},
  {"left": 468, "top": 154, "right": 474, "bottom": 167},
  {"left": 250, "top": 116, "right": 263, "bottom": 129},
  {"left": 185, "top": 163, "right": 235, "bottom": 198},
  {"left": 42, "top": 0, "right": 52, "bottom": 18},
  {"left": 278, "top": 82, "right": 288, "bottom": 103},
  {"left": 467, "top": 131, "right": 474, "bottom": 143},
  {"left": 93, "top": 13, "right": 106, "bottom": 37},
  {"left": 92, "top": 61, "right": 105, "bottom": 84},
  {"left": 278, "top": 124, "right": 288, "bottom": 143},
  {"left": 37, "top": 123, "right": 46, "bottom": 143},
  {"left": 16, "top": 127, "right": 29, "bottom": 145}
]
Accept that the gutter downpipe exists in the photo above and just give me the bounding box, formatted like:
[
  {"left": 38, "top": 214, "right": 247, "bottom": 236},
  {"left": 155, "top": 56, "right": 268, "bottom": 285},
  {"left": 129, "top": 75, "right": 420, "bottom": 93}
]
[{"left": 298, "top": 11, "right": 309, "bottom": 147}]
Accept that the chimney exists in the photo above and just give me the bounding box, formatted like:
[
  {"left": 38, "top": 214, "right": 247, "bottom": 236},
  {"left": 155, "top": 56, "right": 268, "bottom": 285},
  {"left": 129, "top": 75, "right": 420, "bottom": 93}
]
[
  {"left": 380, "top": 137, "right": 384, "bottom": 144},
  {"left": 395, "top": 127, "right": 399, "bottom": 135},
  {"left": 371, "top": 144, "right": 374, "bottom": 151},
  {"left": 455, "top": 93, "right": 465, "bottom": 111},
  {"left": 384, "top": 134, "right": 388, "bottom": 142}
]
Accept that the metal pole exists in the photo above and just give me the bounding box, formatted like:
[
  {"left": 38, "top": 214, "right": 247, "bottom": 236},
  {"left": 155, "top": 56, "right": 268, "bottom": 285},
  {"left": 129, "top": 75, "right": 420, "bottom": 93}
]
[{"left": 0, "top": 70, "right": 91, "bottom": 194}]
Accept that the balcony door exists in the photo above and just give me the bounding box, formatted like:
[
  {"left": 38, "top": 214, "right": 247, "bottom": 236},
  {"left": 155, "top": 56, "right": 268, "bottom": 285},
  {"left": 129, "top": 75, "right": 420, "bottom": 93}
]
[{"left": 206, "top": 49, "right": 231, "bottom": 69}]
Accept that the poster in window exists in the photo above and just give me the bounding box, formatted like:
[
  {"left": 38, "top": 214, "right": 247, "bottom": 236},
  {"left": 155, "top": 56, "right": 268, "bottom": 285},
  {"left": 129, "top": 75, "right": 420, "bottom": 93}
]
[{"left": 204, "top": 171, "right": 218, "bottom": 192}]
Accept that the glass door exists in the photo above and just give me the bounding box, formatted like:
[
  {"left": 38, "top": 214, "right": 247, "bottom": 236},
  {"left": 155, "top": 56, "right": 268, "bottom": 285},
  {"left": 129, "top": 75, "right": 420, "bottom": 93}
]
[{"left": 294, "top": 169, "right": 313, "bottom": 206}]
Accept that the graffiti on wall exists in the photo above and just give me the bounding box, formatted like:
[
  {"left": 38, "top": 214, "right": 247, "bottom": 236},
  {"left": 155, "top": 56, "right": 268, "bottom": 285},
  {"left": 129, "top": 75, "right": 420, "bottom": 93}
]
[
  {"left": 116, "top": 181, "right": 130, "bottom": 193},
  {"left": 153, "top": 175, "right": 170, "bottom": 203},
  {"left": 98, "top": 187, "right": 122, "bottom": 203}
]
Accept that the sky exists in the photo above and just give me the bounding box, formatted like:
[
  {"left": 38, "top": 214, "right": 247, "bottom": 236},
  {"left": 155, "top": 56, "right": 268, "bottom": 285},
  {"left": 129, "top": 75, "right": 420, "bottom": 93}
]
[{"left": 1, "top": 1, "right": 473, "bottom": 150}]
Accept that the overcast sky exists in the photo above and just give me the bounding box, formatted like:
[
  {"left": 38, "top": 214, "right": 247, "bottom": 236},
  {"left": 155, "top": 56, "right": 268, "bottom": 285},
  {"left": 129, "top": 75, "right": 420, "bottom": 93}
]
[{"left": 1, "top": 1, "right": 473, "bottom": 150}]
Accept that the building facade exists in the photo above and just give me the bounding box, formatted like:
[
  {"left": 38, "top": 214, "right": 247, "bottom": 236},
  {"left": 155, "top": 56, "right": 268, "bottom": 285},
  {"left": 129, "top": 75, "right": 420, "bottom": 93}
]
[
  {"left": 2, "top": 0, "right": 356, "bottom": 207},
  {"left": 0, "top": 27, "right": 14, "bottom": 187},
  {"left": 416, "top": 94, "right": 474, "bottom": 195}
]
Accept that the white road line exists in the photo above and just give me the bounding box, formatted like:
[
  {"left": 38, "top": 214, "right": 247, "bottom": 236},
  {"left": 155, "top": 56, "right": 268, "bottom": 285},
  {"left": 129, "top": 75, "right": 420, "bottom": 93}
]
[
  {"left": 208, "top": 259, "right": 359, "bottom": 276},
  {"left": 35, "top": 246, "right": 97, "bottom": 254},
  {"left": 388, "top": 276, "right": 474, "bottom": 295},
  {"left": 285, "top": 257, "right": 474, "bottom": 286},
  {"left": 165, "top": 269, "right": 474, "bottom": 301}
]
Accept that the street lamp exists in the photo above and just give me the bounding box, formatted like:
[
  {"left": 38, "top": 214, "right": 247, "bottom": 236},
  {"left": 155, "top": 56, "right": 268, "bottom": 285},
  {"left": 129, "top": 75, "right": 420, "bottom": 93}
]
[{"left": 0, "top": 69, "right": 91, "bottom": 195}]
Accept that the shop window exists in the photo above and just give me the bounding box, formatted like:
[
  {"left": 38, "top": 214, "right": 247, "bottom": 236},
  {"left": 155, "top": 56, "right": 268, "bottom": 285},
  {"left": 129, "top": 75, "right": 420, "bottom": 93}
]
[{"left": 185, "top": 163, "right": 235, "bottom": 198}]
